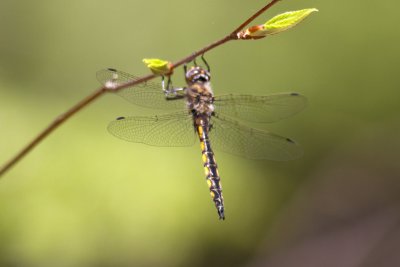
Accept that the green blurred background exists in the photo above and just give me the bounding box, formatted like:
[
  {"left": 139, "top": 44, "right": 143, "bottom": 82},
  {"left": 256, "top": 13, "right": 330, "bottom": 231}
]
[{"left": 1, "top": 0, "right": 400, "bottom": 266}]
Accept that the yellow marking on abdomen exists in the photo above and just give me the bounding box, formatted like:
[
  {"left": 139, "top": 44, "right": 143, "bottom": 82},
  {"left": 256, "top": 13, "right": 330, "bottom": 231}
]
[
  {"left": 197, "top": 125, "right": 204, "bottom": 136},
  {"left": 200, "top": 141, "right": 205, "bottom": 152},
  {"left": 210, "top": 191, "right": 215, "bottom": 198},
  {"left": 202, "top": 153, "right": 207, "bottom": 163},
  {"left": 204, "top": 166, "right": 210, "bottom": 176}
]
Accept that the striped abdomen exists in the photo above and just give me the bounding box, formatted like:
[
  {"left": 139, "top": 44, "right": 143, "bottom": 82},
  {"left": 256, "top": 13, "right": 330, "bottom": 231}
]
[{"left": 195, "top": 116, "right": 225, "bottom": 220}]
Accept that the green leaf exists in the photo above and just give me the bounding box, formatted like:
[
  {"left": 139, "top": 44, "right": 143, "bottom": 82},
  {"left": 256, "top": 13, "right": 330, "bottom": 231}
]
[
  {"left": 236, "top": 8, "right": 318, "bottom": 40},
  {"left": 263, "top": 8, "right": 318, "bottom": 35},
  {"left": 142, "top": 58, "right": 172, "bottom": 75}
]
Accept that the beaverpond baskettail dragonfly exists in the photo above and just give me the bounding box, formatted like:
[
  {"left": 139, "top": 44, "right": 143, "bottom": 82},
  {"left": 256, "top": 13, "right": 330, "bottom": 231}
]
[{"left": 97, "top": 61, "right": 306, "bottom": 220}]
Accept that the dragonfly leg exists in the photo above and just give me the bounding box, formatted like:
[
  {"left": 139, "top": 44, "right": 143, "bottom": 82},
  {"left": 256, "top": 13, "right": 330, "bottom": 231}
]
[
  {"left": 165, "top": 87, "right": 186, "bottom": 100},
  {"left": 162, "top": 75, "right": 179, "bottom": 99},
  {"left": 166, "top": 76, "right": 173, "bottom": 90},
  {"left": 162, "top": 74, "right": 186, "bottom": 99},
  {"left": 161, "top": 75, "right": 165, "bottom": 91},
  {"left": 162, "top": 75, "right": 174, "bottom": 92},
  {"left": 201, "top": 54, "right": 210, "bottom": 72},
  {"left": 191, "top": 54, "right": 210, "bottom": 72}
]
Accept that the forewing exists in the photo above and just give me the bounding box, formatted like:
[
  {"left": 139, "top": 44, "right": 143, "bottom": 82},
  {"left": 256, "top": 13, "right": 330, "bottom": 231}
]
[
  {"left": 209, "top": 115, "right": 303, "bottom": 160},
  {"left": 108, "top": 111, "right": 196, "bottom": 147},
  {"left": 213, "top": 93, "right": 307, "bottom": 123},
  {"left": 97, "top": 68, "right": 185, "bottom": 110}
]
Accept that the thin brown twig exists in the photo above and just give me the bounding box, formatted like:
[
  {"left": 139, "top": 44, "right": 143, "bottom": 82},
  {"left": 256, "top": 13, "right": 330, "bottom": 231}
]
[{"left": 0, "top": 0, "right": 280, "bottom": 177}]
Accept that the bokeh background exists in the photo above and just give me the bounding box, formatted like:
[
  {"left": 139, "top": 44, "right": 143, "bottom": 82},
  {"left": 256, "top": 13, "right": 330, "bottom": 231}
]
[{"left": 1, "top": 0, "right": 400, "bottom": 266}]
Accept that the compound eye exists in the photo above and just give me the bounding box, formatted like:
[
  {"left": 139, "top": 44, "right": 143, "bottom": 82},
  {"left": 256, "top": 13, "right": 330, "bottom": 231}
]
[{"left": 198, "top": 76, "right": 208, "bottom": 82}]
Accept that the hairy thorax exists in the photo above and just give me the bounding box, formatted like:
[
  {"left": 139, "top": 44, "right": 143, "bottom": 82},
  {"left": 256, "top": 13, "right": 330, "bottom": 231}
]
[{"left": 186, "top": 82, "right": 215, "bottom": 116}]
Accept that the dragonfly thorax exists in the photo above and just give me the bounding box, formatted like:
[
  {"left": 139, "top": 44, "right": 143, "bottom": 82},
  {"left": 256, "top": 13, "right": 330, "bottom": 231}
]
[
  {"left": 184, "top": 66, "right": 214, "bottom": 116},
  {"left": 186, "top": 82, "right": 214, "bottom": 116}
]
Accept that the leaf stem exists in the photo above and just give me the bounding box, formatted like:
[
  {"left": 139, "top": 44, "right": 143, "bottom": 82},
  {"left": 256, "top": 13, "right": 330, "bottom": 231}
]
[{"left": 232, "top": 0, "right": 281, "bottom": 35}]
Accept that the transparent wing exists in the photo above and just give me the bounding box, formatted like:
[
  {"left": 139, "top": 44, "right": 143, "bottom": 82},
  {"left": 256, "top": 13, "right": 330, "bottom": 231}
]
[
  {"left": 97, "top": 68, "right": 186, "bottom": 110},
  {"left": 209, "top": 114, "right": 303, "bottom": 160},
  {"left": 107, "top": 111, "right": 196, "bottom": 147},
  {"left": 213, "top": 93, "right": 307, "bottom": 123}
]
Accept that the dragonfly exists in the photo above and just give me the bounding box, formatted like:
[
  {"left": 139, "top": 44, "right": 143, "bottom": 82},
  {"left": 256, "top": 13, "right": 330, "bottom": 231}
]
[{"left": 97, "top": 61, "right": 306, "bottom": 220}]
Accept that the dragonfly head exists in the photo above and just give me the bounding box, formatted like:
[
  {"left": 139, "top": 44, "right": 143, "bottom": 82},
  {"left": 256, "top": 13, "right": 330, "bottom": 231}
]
[{"left": 185, "top": 66, "right": 211, "bottom": 85}]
